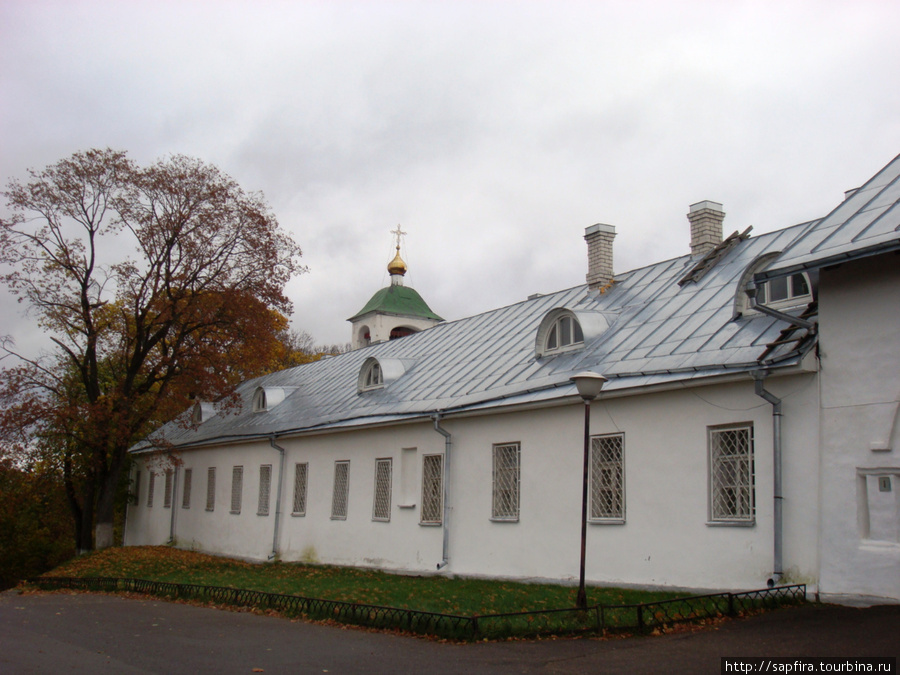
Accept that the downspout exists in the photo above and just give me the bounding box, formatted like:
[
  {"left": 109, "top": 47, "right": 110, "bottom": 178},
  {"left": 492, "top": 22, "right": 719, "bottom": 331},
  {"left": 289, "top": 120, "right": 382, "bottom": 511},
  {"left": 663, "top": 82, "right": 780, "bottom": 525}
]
[
  {"left": 268, "top": 436, "right": 286, "bottom": 561},
  {"left": 753, "top": 371, "right": 783, "bottom": 586},
  {"left": 168, "top": 466, "right": 179, "bottom": 545},
  {"left": 746, "top": 282, "right": 816, "bottom": 332},
  {"left": 432, "top": 414, "right": 452, "bottom": 570}
]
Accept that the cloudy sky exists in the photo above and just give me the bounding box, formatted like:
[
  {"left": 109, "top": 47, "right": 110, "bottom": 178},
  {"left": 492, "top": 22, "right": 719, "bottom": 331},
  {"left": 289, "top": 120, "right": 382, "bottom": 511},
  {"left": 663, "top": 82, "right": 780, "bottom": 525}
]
[{"left": 2, "top": 0, "right": 899, "bottom": 352}]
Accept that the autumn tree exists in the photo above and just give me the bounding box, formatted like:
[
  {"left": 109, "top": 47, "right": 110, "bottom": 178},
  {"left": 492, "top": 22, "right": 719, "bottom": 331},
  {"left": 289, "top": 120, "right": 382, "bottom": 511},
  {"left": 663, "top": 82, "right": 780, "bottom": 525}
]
[{"left": 0, "top": 149, "right": 304, "bottom": 551}]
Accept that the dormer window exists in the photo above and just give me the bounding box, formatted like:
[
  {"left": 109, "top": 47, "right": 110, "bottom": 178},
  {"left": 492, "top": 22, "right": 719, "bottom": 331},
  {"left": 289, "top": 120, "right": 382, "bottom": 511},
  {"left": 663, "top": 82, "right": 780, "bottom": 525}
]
[
  {"left": 735, "top": 252, "right": 815, "bottom": 317},
  {"left": 357, "top": 357, "right": 414, "bottom": 393},
  {"left": 252, "top": 387, "right": 287, "bottom": 412},
  {"left": 535, "top": 308, "right": 611, "bottom": 359},
  {"left": 363, "top": 361, "right": 383, "bottom": 389},
  {"left": 546, "top": 315, "right": 584, "bottom": 352},
  {"left": 756, "top": 273, "right": 810, "bottom": 306}
]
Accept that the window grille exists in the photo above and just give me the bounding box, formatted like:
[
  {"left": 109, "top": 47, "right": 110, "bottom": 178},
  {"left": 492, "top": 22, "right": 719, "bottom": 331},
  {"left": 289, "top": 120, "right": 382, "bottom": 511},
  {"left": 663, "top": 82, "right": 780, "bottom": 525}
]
[
  {"left": 492, "top": 443, "right": 520, "bottom": 521},
  {"left": 292, "top": 463, "right": 308, "bottom": 515},
  {"left": 709, "top": 424, "right": 755, "bottom": 522},
  {"left": 373, "top": 458, "right": 392, "bottom": 521},
  {"left": 147, "top": 472, "right": 155, "bottom": 508},
  {"left": 257, "top": 465, "right": 272, "bottom": 516},
  {"left": 421, "top": 454, "right": 443, "bottom": 524},
  {"left": 163, "top": 469, "right": 173, "bottom": 508},
  {"left": 230, "top": 466, "right": 243, "bottom": 514},
  {"left": 206, "top": 467, "right": 216, "bottom": 511},
  {"left": 331, "top": 461, "right": 350, "bottom": 519},
  {"left": 590, "top": 434, "right": 624, "bottom": 520},
  {"left": 182, "top": 469, "right": 192, "bottom": 509}
]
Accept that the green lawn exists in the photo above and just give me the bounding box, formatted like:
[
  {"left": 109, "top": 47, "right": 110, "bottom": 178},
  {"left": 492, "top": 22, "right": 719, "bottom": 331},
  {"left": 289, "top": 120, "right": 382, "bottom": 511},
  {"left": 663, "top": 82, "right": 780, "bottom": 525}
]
[{"left": 45, "top": 545, "right": 685, "bottom": 616}]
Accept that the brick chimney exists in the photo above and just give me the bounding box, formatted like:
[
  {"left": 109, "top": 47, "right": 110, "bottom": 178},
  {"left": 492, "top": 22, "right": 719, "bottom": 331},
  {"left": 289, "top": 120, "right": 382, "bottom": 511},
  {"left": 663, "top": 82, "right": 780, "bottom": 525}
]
[
  {"left": 584, "top": 223, "right": 616, "bottom": 290},
  {"left": 687, "top": 201, "right": 725, "bottom": 255}
]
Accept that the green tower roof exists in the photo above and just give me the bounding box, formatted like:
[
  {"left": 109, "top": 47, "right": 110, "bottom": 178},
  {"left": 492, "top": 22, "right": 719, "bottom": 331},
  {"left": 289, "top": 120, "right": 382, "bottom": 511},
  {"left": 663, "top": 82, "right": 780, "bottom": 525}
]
[{"left": 349, "top": 284, "right": 443, "bottom": 322}]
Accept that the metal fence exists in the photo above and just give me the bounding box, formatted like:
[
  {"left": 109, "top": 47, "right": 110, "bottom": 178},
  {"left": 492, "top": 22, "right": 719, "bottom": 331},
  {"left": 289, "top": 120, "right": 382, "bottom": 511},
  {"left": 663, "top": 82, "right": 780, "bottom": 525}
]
[{"left": 27, "top": 576, "right": 805, "bottom": 640}]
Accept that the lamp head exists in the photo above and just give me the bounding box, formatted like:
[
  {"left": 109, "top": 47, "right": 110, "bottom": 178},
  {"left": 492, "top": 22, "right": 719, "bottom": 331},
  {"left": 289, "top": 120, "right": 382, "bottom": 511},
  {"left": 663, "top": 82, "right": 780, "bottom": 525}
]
[{"left": 570, "top": 371, "right": 608, "bottom": 401}]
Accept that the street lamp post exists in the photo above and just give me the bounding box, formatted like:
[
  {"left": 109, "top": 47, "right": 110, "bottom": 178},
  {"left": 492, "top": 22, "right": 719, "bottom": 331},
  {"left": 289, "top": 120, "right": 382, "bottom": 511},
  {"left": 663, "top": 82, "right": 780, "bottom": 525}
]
[{"left": 570, "top": 371, "right": 608, "bottom": 610}]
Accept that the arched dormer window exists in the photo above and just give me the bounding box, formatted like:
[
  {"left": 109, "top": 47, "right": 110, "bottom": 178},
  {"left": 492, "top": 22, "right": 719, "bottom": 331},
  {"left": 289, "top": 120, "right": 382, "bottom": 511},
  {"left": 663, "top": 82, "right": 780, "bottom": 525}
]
[
  {"left": 357, "top": 357, "right": 416, "bottom": 393},
  {"left": 252, "top": 387, "right": 287, "bottom": 413},
  {"left": 362, "top": 361, "right": 383, "bottom": 390},
  {"left": 535, "top": 308, "right": 612, "bottom": 359},
  {"left": 735, "top": 252, "right": 814, "bottom": 317},
  {"left": 192, "top": 401, "right": 216, "bottom": 424}
]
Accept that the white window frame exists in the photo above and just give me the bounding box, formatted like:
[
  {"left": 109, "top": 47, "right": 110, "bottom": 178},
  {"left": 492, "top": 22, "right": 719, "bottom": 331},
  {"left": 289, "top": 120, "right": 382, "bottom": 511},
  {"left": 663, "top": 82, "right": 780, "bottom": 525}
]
[
  {"left": 420, "top": 454, "right": 443, "bottom": 525},
  {"left": 257, "top": 464, "right": 272, "bottom": 516},
  {"left": 491, "top": 442, "right": 520, "bottom": 522},
  {"left": 182, "top": 468, "right": 192, "bottom": 509},
  {"left": 206, "top": 467, "right": 216, "bottom": 512},
  {"left": 361, "top": 361, "right": 383, "bottom": 391},
  {"left": 708, "top": 423, "right": 755, "bottom": 525},
  {"left": 545, "top": 314, "right": 584, "bottom": 354},
  {"left": 589, "top": 433, "right": 625, "bottom": 523},
  {"left": 372, "top": 458, "right": 392, "bottom": 522},
  {"left": 230, "top": 466, "right": 243, "bottom": 515},
  {"left": 292, "top": 462, "right": 308, "bottom": 516},
  {"left": 331, "top": 460, "right": 350, "bottom": 520},
  {"left": 757, "top": 272, "right": 812, "bottom": 309}
]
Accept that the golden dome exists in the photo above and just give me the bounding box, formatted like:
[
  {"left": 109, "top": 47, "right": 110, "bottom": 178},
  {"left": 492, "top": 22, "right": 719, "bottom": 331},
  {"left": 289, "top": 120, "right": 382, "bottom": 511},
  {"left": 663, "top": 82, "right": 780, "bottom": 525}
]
[{"left": 387, "top": 245, "right": 407, "bottom": 276}]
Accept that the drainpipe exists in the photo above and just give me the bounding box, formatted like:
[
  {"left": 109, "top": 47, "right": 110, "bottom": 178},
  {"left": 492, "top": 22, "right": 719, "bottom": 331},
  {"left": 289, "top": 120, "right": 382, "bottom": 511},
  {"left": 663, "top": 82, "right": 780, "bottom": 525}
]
[
  {"left": 753, "top": 371, "right": 783, "bottom": 586},
  {"left": 432, "top": 415, "right": 452, "bottom": 570},
  {"left": 746, "top": 282, "right": 816, "bottom": 332},
  {"left": 168, "top": 466, "right": 179, "bottom": 545},
  {"left": 268, "top": 436, "right": 286, "bottom": 561}
]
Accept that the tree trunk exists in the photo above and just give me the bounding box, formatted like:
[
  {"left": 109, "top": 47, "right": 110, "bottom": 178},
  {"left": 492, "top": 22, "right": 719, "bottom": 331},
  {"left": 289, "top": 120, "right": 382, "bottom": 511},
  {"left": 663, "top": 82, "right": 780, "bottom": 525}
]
[{"left": 94, "top": 455, "right": 126, "bottom": 550}]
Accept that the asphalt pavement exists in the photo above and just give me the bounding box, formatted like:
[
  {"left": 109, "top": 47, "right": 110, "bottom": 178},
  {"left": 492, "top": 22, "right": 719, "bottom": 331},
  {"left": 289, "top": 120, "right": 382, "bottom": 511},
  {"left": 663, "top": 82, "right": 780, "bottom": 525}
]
[{"left": 1, "top": 590, "right": 897, "bottom": 674}]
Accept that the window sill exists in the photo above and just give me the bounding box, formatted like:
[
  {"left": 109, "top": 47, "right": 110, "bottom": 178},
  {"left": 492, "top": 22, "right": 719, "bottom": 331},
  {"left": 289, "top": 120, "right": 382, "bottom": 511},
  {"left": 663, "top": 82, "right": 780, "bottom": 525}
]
[
  {"left": 230, "top": 510, "right": 241, "bottom": 515},
  {"left": 257, "top": 512, "right": 270, "bottom": 517},
  {"left": 397, "top": 503, "right": 416, "bottom": 509},
  {"left": 372, "top": 517, "right": 390, "bottom": 523},
  {"left": 590, "top": 518, "right": 625, "bottom": 525},
  {"left": 419, "top": 521, "right": 442, "bottom": 527},
  {"left": 490, "top": 517, "right": 519, "bottom": 523},
  {"left": 706, "top": 519, "right": 755, "bottom": 527},
  {"left": 290, "top": 512, "right": 306, "bottom": 517}
]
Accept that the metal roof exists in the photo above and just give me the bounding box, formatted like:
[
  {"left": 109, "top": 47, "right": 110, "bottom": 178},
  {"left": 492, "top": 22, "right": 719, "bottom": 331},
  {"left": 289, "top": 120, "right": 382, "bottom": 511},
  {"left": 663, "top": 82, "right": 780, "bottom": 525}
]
[
  {"left": 139, "top": 219, "right": 821, "bottom": 451},
  {"left": 757, "top": 153, "right": 900, "bottom": 281}
]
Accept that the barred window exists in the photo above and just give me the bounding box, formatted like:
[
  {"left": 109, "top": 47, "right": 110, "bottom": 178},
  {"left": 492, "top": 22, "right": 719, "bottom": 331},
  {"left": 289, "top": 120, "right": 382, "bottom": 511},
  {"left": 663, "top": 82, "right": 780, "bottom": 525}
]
[
  {"left": 492, "top": 443, "right": 520, "bottom": 521},
  {"left": 147, "top": 472, "right": 155, "bottom": 508},
  {"left": 230, "top": 466, "right": 243, "bottom": 514},
  {"left": 709, "top": 424, "right": 755, "bottom": 523},
  {"left": 292, "top": 463, "right": 308, "bottom": 515},
  {"left": 373, "top": 458, "right": 392, "bottom": 521},
  {"left": 331, "top": 461, "right": 350, "bottom": 520},
  {"left": 163, "top": 469, "right": 173, "bottom": 508},
  {"left": 206, "top": 467, "right": 216, "bottom": 511},
  {"left": 257, "top": 464, "right": 272, "bottom": 516},
  {"left": 421, "top": 454, "right": 443, "bottom": 524},
  {"left": 182, "top": 469, "right": 192, "bottom": 509},
  {"left": 590, "top": 434, "right": 624, "bottom": 521}
]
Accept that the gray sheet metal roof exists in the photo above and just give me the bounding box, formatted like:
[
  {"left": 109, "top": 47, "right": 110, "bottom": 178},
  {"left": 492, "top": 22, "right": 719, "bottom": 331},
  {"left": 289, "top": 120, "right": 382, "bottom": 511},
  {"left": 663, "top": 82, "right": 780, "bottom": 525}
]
[
  {"left": 757, "top": 153, "right": 900, "bottom": 281},
  {"left": 140, "top": 219, "right": 820, "bottom": 451}
]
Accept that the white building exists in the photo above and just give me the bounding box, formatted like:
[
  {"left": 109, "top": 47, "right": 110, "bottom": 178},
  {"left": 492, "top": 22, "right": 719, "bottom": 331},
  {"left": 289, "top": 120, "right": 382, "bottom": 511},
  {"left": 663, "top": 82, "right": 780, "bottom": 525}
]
[{"left": 126, "top": 154, "right": 900, "bottom": 604}]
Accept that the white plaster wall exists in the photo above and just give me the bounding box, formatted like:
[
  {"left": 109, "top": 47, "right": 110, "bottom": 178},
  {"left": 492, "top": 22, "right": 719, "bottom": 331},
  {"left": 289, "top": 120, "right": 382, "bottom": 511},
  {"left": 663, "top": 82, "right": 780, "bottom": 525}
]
[
  {"left": 125, "top": 373, "right": 821, "bottom": 592},
  {"left": 817, "top": 254, "right": 900, "bottom": 602},
  {"left": 444, "top": 375, "right": 819, "bottom": 591},
  {"left": 351, "top": 313, "right": 441, "bottom": 349}
]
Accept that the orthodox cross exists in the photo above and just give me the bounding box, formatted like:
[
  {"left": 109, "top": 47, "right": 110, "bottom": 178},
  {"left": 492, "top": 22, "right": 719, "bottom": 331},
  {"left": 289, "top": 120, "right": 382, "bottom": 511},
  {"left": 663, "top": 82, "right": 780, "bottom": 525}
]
[{"left": 391, "top": 224, "right": 407, "bottom": 250}]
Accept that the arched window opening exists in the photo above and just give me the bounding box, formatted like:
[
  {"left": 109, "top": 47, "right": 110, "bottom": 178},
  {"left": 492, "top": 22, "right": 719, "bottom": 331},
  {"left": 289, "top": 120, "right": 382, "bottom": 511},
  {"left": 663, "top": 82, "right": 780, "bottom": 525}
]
[
  {"left": 390, "top": 326, "right": 416, "bottom": 340},
  {"left": 546, "top": 315, "right": 584, "bottom": 353},
  {"left": 363, "top": 361, "right": 383, "bottom": 390}
]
